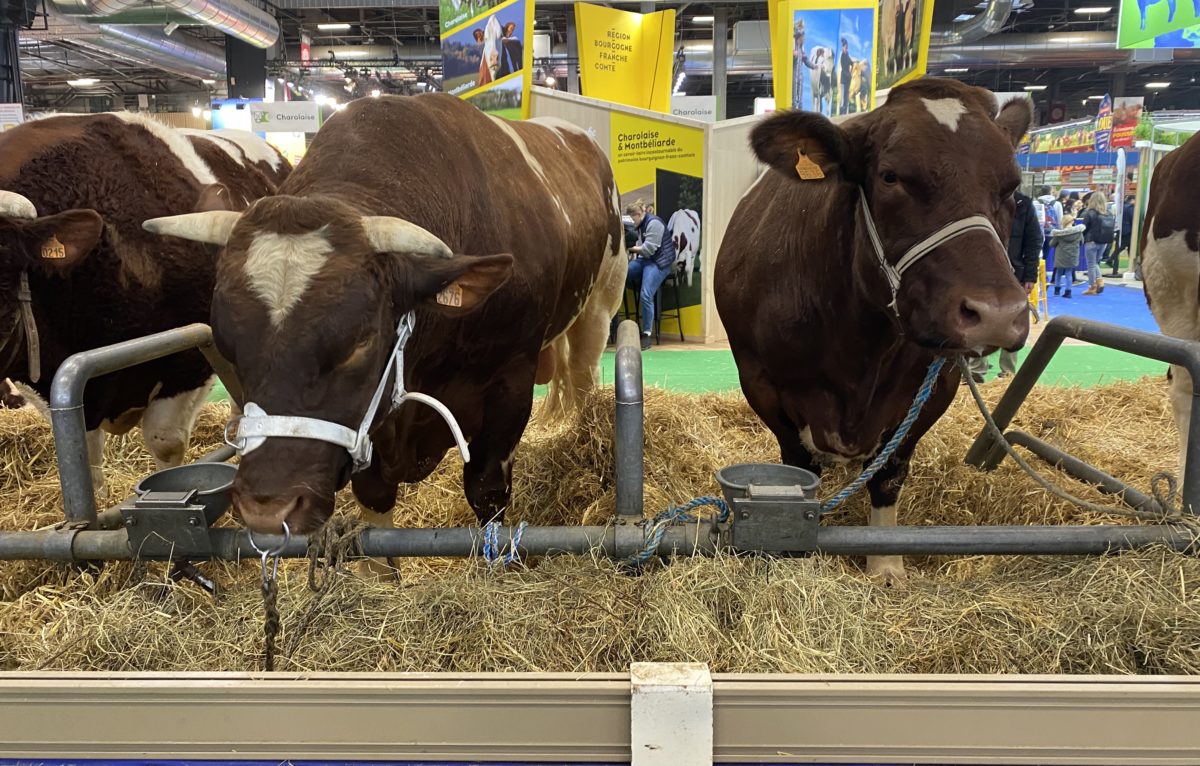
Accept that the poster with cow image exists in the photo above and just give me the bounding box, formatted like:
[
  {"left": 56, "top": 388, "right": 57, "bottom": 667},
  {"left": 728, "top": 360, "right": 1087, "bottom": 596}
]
[
  {"left": 440, "top": 0, "right": 533, "bottom": 118},
  {"left": 779, "top": 0, "right": 877, "bottom": 114},
  {"left": 875, "top": 0, "right": 932, "bottom": 91}
]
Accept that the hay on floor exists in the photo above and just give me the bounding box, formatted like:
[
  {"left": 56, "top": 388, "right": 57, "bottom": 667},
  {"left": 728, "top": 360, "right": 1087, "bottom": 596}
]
[{"left": 0, "top": 377, "right": 1197, "bottom": 675}]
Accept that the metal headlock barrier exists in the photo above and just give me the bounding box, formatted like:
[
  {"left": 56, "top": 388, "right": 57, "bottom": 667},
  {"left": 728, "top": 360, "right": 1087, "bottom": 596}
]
[{"left": 0, "top": 317, "right": 1195, "bottom": 564}]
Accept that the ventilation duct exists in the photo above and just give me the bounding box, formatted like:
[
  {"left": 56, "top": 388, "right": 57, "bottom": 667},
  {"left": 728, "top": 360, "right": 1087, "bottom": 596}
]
[
  {"left": 928, "top": 31, "right": 1129, "bottom": 67},
  {"left": 929, "top": 0, "right": 1014, "bottom": 46},
  {"left": 157, "top": 0, "right": 278, "bottom": 48}
]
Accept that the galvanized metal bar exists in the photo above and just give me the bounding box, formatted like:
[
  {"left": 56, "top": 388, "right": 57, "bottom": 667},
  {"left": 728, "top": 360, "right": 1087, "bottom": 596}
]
[
  {"left": 0, "top": 523, "right": 1191, "bottom": 562},
  {"left": 1004, "top": 430, "right": 1163, "bottom": 514},
  {"left": 964, "top": 316, "right": 1200, "bottom": 513},
  {"left": 615, "top": 320, "right": 644, "bottom": 520}
]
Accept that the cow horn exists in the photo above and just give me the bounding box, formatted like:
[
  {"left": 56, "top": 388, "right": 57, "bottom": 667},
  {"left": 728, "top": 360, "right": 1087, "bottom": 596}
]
[
  {"left": 143, "top": 211, "right": 241, "bottom": 246},
  {"left": 361, "top": 216, "right": 453, "bottom": 258},
  {"left": 0, "top": 191, "right": 36, "bottom": 220}
]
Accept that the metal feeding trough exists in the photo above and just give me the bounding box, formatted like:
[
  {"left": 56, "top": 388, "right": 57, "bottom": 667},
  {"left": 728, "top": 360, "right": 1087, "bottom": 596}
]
[
  {"left": 717, "top": 463, "right": 823, "bottom": 554},
  {"left": 120, "top": 463, "right": 237, "bottom": 561}
]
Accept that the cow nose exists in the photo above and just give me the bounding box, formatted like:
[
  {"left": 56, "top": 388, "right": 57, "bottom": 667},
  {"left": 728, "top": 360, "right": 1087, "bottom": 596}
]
[
  {"left": 234, "top": 491, "right": 308, "bottom": 535},
  {"left": 956, "top": 296, "right": 1029, "bottom": 351}
]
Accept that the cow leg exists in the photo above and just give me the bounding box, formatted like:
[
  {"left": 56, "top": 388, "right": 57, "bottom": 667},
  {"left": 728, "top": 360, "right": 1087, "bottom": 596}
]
[
  {"left": 141, "top": 378, "right": 215, "bottom": 469},
  {"left": 865, "top": 455, "right": 909, "bottom": 587},
  {"left": 87, "top": 429, "right": 107, "bottom": 499},
  {"left": 1169, "top": 364, "right": 1191, "bottom": 488},
  {"left": 463, "top": 371, "right": 536, "bottom": 525},
  {"left": 561, "top": 246, "right": 626, "bottom": 411}
]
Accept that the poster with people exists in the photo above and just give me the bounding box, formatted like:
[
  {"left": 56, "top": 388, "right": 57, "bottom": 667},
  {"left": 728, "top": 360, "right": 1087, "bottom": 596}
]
[
  {"left": 790, "top": 4, "right": 876, "bottom": 115},
  {"left": 875, "top": 0, "right": 932, "bottom": 91},
  {"left": 440, "top": 0, "right": 532, "bottom": 118}
]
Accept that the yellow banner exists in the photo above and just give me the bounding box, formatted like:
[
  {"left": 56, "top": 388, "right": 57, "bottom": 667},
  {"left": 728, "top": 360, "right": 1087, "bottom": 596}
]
[
  {"left": 875, "top": 0, "right": 932, "bottom": 91},
  {"left": 611, "top": 111, "right": 704, "bottom": 338},
  {"left": 775, "top": 0, "right": 878, "bottom": 115},
  {"left": 576, "top": 3, "right": 676, "bottom": 113},
  {"left": 441, "top": 0, "right": 534, "bottom": 119}
]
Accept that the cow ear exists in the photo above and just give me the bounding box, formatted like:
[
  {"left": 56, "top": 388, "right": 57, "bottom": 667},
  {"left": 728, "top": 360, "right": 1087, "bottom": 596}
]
[
  {"left": 194, "top": 183, "right": 248, "bottom": 213},
  {"left": 750, "top": 109, "right": 855, "bottom": 183},
  {"left": 995, "top": 98, "right": 1033, "bottom": 149},
  {"left": 392, "top": 253, "right": 513, "bottom": 316},
  {"left": 0, "top": 209, "right": 104, "bottom": 276}
]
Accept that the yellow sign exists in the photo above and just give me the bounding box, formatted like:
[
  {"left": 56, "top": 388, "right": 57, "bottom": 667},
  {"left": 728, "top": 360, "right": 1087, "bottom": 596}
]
[
  {"left": 611, "top": 111, "right": 704, "bottom": 338},
  {"left": 575, "top": 3, "right": 676, "bottom": 113},
  {"left": 772, "top": 0, "right": 878, "bottom": 115}
]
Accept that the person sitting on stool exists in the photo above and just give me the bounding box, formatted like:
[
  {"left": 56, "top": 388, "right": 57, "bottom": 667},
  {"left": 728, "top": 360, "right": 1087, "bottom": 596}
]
[{"left": 616, "top": 201, "right": 676, "bottom": 351}]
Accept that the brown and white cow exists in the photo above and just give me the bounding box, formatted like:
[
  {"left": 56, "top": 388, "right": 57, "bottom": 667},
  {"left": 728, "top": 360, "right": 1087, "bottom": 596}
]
[
  {"left": 0, "top": 113, "right": 290, "bottom": 492},
  {"left": 1140, "top": 130, "right": 1200, "bottom": 488},
  {"left": 716, "top": 78, "right": 1032, "bottom": 585},
  {"left": 144, "top": 93, "right": 626, "bottom": 535}
]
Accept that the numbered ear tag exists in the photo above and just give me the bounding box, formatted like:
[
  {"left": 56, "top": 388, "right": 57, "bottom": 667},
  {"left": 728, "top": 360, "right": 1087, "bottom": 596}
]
[
  {"left": 40, "top": 236, "right": 67, "bottom": 260},
  {"left": 795, "top": 150, "right": 825, "bottom": 180},
  {"left": 436, "top": 282, "right": 464, "bottom": 307}
]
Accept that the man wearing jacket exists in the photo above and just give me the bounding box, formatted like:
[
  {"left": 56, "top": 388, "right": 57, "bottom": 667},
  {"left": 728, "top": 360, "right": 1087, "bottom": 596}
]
[{"left": 967, "top": 190, "right": 1041, "bottom": 382}]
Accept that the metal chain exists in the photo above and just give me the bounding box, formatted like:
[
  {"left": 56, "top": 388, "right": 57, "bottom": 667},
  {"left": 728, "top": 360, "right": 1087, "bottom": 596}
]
[{"left": 247, "top": 524, "right": 291, "bottom": 672}]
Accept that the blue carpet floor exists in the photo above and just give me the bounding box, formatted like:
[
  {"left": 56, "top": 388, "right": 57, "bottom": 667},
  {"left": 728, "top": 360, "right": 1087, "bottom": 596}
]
[{"left": 1045, "top": 282, "right": 1157, "bottom": 334}]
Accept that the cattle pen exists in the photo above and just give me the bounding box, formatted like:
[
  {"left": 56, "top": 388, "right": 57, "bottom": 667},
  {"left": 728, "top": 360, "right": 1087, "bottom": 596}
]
[{"left": 0, "top": 318, "right": 1199, "bottom": 763}]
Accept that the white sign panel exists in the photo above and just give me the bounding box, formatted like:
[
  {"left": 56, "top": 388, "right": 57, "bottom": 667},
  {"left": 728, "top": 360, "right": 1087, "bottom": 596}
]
[
  {"left": 0, "top": 103, "right": 24, "bottom": 132},
  {"left": 753, "top": 97, "right": 776, "bottom": 115},
  {"left": 249, "top": 101, "right": 322, "bottom": 133},
  {"left": 670, "top": 95, "right": 717, "bottom": 123}
]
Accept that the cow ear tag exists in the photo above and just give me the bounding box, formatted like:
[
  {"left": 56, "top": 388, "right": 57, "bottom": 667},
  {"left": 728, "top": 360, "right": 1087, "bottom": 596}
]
[
  {"left": 40, "top": 236, "right": 67, "bottom": 260},
  {"left": 436, "top": 282, "right": 464, "bottom": 307},
  {"left": 795, "top": 149, "right": 825, "bottom": 181}
]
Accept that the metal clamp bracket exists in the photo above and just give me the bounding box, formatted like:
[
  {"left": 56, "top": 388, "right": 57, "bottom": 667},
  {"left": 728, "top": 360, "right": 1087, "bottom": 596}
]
[
  {"left": 728, "top": 484, "right": 820, "bottom": 554},
  {"left": 120, "top": 490, "right": 214, "bottom": 559}
]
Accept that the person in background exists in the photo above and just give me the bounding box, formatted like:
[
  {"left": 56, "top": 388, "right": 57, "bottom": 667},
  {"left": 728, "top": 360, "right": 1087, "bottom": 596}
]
[
  {"left": 792, "top": 20, "right": 822, "bottom": 109},
  {"left": 613, "top": 201, "right": 676, "bottom": 351},
  {"left": 1050, "top": 217, "right": 1085, "bottom": 300},
  {"left": 1081, "top": 191, "right": 1113, "bottom": 295},
  {"left": 1035, "top": 185, "right": 1063, "bottom": 262},
  {"left": 838, "top": 38, "right": 852, "bottom": 115},
  {"left": 1109, "top": 193, "right": 1134, "bottom": 277},
  {"left": 967, "top": 190, "right": 1041, "bottom": 382}
]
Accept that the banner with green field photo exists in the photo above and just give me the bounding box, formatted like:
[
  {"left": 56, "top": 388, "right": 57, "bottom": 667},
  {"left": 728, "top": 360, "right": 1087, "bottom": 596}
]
[{"left": 440, "top": 0, "right": 533, "bottom": 119}]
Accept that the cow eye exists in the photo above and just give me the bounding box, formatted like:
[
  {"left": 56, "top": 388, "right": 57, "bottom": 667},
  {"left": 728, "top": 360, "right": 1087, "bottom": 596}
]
[{"left": 881, "top": 170, "right": 899, "bottom": 185}]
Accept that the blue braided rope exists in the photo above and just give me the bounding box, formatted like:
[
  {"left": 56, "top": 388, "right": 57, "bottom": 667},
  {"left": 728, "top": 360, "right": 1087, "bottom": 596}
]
[
  {"left": 820, "top": 356, "right": 946, "bottom": 513},
  {"left": 625, "top": 496, "right": 729, "bottom": 567},
  {"left": 481, "top": 520, "right": 529, "bottom": 567}
]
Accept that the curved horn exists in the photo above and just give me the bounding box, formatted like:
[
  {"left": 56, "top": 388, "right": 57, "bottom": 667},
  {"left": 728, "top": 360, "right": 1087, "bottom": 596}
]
[
  {"left": 0, "top": 191, "right": 36, "bottom": 220},
  {"left": 361, "top": 216, "right": 453, "bottom": 258},
  {"left": 143, "top": 211, "right": 240, "bottom": 246}
]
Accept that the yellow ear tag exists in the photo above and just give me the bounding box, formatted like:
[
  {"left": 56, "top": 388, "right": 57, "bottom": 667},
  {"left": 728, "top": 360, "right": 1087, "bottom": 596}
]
[
  {"left": 795, "top": 149, "right": 825, "bottom": 180},
  {"left": 436, "top": 282, "right": 464, "bottom": 307},
  {"left": 40, "top": 235, "right": 67, "bottom": 260}
]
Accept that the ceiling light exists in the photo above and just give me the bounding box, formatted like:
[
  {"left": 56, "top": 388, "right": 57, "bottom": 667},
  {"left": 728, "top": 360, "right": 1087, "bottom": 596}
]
[
  {"left": 945, "top": 67, "right": 969, "bottom": 72},
  {"left": 67, "top": 78, "right": 98, "bottom": 87},
  {"left": 684, "top": 43, "right": 712, "bottom": 51},
  {"left": 163, "top": 21, "right": 179, "bottom": 35},
  {"left": 1023, "top": 84, "right": 1047, "bottom": 91},
  {"left": 327, "top": 97, "right": 338, "bottom": 106},
  {"left": 1073, "top": 6, "right": 1111, "bottom": 13},
  {"left": 370, "top": 89, "right": 381, "bottom": 97},
  {"left": 545, "top": 76, "right": 557, "bottom": 87},
  {"left": 276, "top": 76, "right": 285, "bottom": 83},
  {"left": 953, "top": 13, "right": 975, "bottom": 21},
  {"left": 191, "top": 106, "right": 202, "bottom": 117},
  {"left": 201, "top": 78, "right": 216, "bottom": 85},
  {"left": 202, "top": 109, "right": 212, "bottom": 120},
  {"left": 317, "top": 23, "right": 350, "bottom": 30},
  {"left": 1146, "top": 81, "right": 1171, "bottom": 88},
  {"left": 314, "top": 94, "right": 328, "bottom": 105},
  {"left": 1086, "top": 94, "right": 1105, "bottom": 99},
  {"left": 691, "top": 15, "right": 714, "bottom": 22}
]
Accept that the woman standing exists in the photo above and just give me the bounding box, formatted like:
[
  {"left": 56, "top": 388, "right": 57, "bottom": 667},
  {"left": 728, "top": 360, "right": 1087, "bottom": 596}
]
[{"left": 1081, "top": 191, "right": 1113, "bottom": 295}]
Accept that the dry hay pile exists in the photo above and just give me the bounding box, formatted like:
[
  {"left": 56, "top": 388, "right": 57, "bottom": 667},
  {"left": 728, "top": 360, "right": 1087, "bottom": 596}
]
[{"left": 0, "top": 378, "right": 1198, "bottom": 675}]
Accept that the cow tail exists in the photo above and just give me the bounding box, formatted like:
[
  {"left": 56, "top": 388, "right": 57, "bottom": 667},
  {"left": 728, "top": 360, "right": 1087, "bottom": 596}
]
[{"left": 541, "top": 333, "right": 578, "bottom": 418}]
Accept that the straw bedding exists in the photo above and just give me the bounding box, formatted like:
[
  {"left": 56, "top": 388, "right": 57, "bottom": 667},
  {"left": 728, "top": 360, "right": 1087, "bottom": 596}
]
[{"left": 0, "top": 377, "right": 1197, "bottom": 675}]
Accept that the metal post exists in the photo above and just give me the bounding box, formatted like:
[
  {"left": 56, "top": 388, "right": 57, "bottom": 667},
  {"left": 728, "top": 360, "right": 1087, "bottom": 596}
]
[
  {"left": 565, "top": 9, "right": 579, "bottom": 95},
  {"left": 713, "top": 7, "right": 728, "bottom": 121},
  {"left": 615, "top": 320, "right": 645, "bottom": 519},
  {"left": 964, "top": 316, "right": 1200, "bottom": 514},
  {"left": 1003, "top": 431, "right": 1162, "bottom": 514},
  {"left": 48, "top": 324, "right": 217, "bottom": 527}
]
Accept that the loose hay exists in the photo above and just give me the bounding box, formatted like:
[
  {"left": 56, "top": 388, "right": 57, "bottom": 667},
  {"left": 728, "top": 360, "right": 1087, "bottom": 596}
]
[{"left": 0, "top": 379, "right": 1197, "bottom": 674}]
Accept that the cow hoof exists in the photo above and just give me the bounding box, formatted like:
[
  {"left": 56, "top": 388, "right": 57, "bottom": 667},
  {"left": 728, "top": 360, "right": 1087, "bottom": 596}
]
[{"left": 866, "top": 556, "right": 908, "bottom": 588}]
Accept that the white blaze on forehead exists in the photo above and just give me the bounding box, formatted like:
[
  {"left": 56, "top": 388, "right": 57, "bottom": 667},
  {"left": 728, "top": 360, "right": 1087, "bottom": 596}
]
[
  {"left": 243, "top": 227, "right": 333, "bottom": 327},
  {"left": 111, "top": 112, "right": 217, "bottom": 185},
  {"left": 921, "top": 97, "right": 969, "bottom": 131}
]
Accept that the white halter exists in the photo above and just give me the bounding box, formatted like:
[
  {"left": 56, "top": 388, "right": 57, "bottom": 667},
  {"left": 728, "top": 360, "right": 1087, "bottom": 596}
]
[
  {"left": 858, "top": 188, "right": 1004, "bottom": 314},
  {"left": 225, "top": 312, "right": 470, "bottom": 472}
]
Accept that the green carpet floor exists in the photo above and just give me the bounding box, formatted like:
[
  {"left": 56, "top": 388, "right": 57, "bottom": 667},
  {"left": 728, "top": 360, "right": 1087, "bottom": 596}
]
[{"left": 208, "top": 344, "right": 1165, "bottom": 402}]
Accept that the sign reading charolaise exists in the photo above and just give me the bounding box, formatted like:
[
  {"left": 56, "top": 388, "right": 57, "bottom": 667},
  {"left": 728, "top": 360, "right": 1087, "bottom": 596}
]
[{"left": 248, "top": 102, "right": 322, "bottom": 133}]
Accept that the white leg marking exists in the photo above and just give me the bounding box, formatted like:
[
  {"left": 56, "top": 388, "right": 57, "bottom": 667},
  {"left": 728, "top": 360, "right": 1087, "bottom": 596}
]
[{"left": 867, "top": 504, "right": 906, "bottom": 587}]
